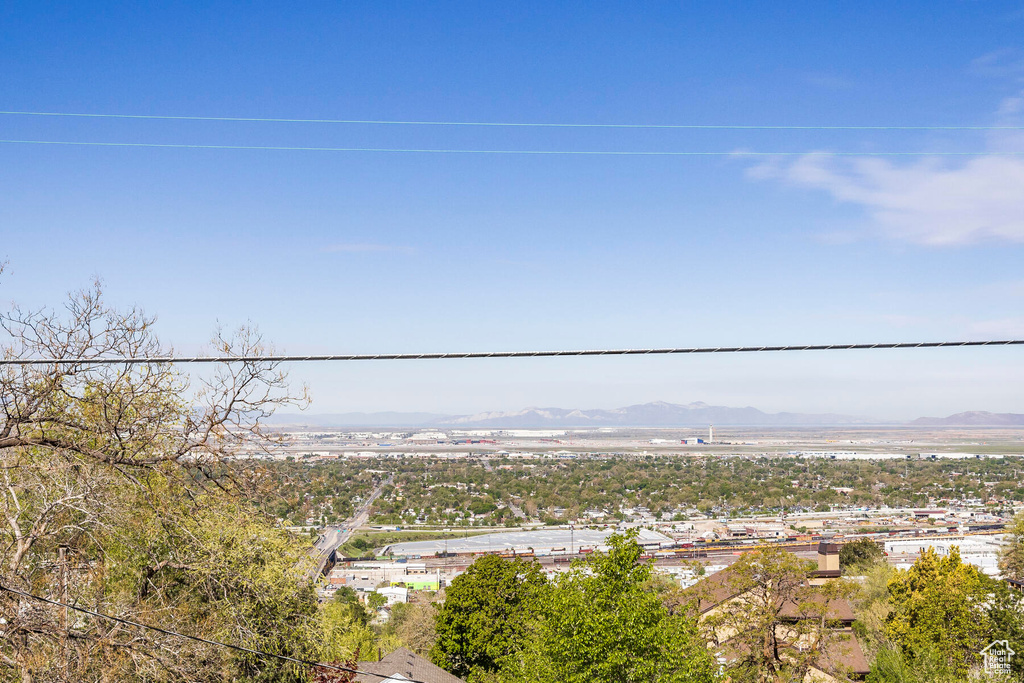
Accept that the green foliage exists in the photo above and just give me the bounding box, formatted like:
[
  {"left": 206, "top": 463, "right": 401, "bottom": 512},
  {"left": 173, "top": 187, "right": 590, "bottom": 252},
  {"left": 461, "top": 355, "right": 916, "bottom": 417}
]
[
  {"left": 841, "top": 538, "right": 885, "bottom": 573},
  {"left": 367, "top": 592, "right": 388, "bottom": 611},
  {"left": 0, "top": 285, "right": 353, "bottom": 682},
  {"left": 999, "top": 511, "right": 1024, "bottom": 582},
  {"left": 852, "top": 563, "right": 894, "bottom": 653},
  {"left": 251, "top": 458, "right": 380, "bottom": 526},
  {"left": 468, "top": 500, "right": 498, "bottom": 516},
  {"left": 984, "top": 580, "right": 1024, "bottom": 680},
  {"left": 320, "top": 599, "right": 379, "bottom": 665},
  {"left": 271, "top": 454, "right": 1024, "bottom": 527},
  {"left": 884, "top": 546, "right": 991, "bottom": 677},
  {"left": 506, "top": 531, "right": 718, "bottom": 683},
  {"left": 432, "top": 554, "right": 548, "bottom": 680},
  {"left": 866, "top": 643, "right": 963, "bottom": 683},
  {"left": 98, "top": 483, "right": 325, "bottom": 683},
  {"left": 868, "top": 545, "right": 1024, "bottom": 681}
]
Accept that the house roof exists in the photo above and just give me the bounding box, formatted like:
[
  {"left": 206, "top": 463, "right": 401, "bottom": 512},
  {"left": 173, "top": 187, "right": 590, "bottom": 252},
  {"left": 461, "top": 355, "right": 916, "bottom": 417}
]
[
  {"left": 689, "top": 566, "right": 746, "bottom": 614},
  {"left": 689, "top": 566, "right": 855, "bottom": 622},
  {"left": 778, "top": 594, "right": 856, "bottom": 623},
  {"left": 815, "top": 628, "right": 871, "bottom": 676},
  {"left": 354, "top": 647, "right": 466, "bottom": 683},
  {"left": 716, "top": 628, "right": 870, "bottom": 678}
]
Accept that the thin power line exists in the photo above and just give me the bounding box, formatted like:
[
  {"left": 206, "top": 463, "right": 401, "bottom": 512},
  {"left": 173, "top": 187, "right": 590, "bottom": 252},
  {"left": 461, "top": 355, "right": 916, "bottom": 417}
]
[
  {"left": 2, "top": 109, "right": 1022, "bottom": 130},
  {"left": 0, "top": 582, "right": 426, "bottom": 683},
  {"left": 3, "top": 339, "right": 1022, "bottom": 366},
  {"left": 0, "top": 139, "right": 1016, "bottom": 156}
]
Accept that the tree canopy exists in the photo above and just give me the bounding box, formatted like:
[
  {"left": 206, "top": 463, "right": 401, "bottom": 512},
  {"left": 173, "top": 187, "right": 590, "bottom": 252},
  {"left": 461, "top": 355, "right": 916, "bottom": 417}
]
[
  {"left": 999, "top": 511, "right": 1024, "bottom": 582},
  {"left": 431, "top": 554, "right": 547, "bottom": 681},
  {"left": 505, "top": 531, "right": 718, "bottom": 683},
  {"left": 0, "top": 284, "right": 323, "bottom": 682},
  {"left": 867, "top": 544, "right": 1024, "bottom": 681},
  {"left": 884, "top": 546, "right": 992, "bottom": 678},
  {"left": 840, "top": 538, "right": 885, "bottom": 574}
]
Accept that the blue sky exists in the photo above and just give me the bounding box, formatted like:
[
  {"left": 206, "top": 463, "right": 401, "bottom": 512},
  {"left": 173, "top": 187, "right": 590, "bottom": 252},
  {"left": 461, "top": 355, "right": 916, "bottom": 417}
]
[{"left": 2, "top": 2, "right": 1024, "bottom": 419}]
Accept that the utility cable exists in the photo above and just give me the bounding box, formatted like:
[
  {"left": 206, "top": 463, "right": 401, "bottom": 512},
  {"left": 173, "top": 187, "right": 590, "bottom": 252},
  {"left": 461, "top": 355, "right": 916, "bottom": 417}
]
[
  {"left": 1, "top": 109, "right": 1022, "bottom": 130},
  {"left": 0, "top": 139, "right": 1018, "bottom": 156},
  {"left": 2, "top": 339, "right": 1022, "bottom": 366},
  {"left": 0, "top": 582, "right": 426, "bottom": 683}
]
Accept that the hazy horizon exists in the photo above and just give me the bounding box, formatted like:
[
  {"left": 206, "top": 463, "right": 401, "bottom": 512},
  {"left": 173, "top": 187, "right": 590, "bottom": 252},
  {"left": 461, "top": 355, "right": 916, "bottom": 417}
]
[{"left": 267, "top": 399, "right": 1023, "bottom": 425}]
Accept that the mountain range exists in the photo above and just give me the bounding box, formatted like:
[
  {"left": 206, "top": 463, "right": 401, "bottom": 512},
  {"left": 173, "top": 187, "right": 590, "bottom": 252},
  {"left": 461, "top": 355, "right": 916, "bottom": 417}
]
[
  {"left": 909, "top": 411, "right": 1024, "bottom": 426},
  {"left": 435, "top": 401, "right": 871, "bottom": 427},
  {"left": 266, "top": 402, "right": 1024, "bottom": 428}
]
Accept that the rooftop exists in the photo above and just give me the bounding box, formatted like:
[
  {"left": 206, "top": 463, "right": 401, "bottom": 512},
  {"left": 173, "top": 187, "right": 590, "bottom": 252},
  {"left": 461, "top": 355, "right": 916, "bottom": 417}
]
[
  {"left": 381, "top": 528, "right": 672, "bottom": 557},
  {"left": 354, "top": 647, "right": 465, "bottom": 683}
]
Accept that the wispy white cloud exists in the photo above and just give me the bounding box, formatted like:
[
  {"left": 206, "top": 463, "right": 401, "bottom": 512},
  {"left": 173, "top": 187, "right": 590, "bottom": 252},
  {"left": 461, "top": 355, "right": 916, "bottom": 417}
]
[
  {"left": 969, "top": 48, "right": 1024, "bottom": 80},
  {"left": 321, "top": 243, "right": 415, "bottom": 254},
  {"left": 749, "top": 154, "right": 1024, "bottom": 245},
  {"left": 748, "top": 91, "right": 1024, "bottom": 246}
]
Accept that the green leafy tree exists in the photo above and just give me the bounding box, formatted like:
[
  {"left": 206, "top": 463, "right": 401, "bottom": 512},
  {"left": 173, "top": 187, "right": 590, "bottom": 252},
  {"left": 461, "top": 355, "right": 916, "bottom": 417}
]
[
  {"left": 320, "top": 600, "right": 377, "bottom": 669},
  {"left": 367, "top": 592, "right": 388, "bottom": 611},
  {"left": 507, "top": 531, "right": 718, "bottom": 683},
  {"left": 866, "top": 643, "right": 961, "bottom": 683},
  {"left": 983, "top": 580, "right": 1024, "bottom": 681},
  {"left": 840, "top": 538, "right": 884, "bottom": 574},
  {"left": 884, "top": 546, "right": 990, "bottom": 677},
  {"left": 468, "top": 500, "right": 497, "bottom": 516},
  {"left": 333, "top": 586, "right": 359, "bottom": 605},
  {"left": 851, "top": 563, "right": 894, "bottom": 653},
  {"left": 999, "top": 511, "right": 1024, "bottom": 581},
  {"left": 431, "top": 554, "right": 547, "bottom": 680}
]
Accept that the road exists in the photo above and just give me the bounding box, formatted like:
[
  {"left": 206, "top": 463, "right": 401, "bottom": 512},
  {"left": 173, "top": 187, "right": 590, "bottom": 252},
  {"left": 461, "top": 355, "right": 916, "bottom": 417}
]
[
  {"left": 308, "top": 473, "right": 393, "bottom": 578},
  {"left": 506, "top": 501, "right": 527, "bottom": 520}
]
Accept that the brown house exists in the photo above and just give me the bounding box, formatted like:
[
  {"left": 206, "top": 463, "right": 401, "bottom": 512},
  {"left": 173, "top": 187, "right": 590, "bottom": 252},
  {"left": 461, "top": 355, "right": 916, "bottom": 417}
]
[{"left": 690, "top": 543, "right": 870, "bottom": 682}]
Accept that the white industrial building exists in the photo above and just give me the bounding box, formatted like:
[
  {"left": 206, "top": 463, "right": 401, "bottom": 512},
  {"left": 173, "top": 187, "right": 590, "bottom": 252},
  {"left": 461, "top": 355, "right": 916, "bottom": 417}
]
[
  {"left": 381, "top": 527, "right": 674, "bottom": 558},
  {"left": 886, "top": 535, "right": 1007, "bottom": 577},
  {"left": 375, "top": 586, "right": 409, "bottom": 606}
]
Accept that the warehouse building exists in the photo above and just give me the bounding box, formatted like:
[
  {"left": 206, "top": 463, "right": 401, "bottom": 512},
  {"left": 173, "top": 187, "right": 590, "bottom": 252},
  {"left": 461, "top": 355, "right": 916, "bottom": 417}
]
[{"left": 381, "top": 527, "right": 674, "bottom": 558}]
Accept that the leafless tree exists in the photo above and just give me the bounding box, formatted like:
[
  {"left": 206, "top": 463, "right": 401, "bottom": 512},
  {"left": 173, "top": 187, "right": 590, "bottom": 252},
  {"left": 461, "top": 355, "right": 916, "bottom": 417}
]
[{"left": 0, "top": 280, "right": 311, "bottom": 683}]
